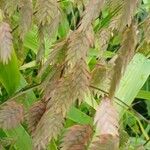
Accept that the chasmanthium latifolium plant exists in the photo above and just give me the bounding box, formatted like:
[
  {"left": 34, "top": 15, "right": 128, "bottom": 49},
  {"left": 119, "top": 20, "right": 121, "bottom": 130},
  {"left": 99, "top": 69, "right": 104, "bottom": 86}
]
[{"left": 0, "top": 0, "right": 150, "bottom": 150}]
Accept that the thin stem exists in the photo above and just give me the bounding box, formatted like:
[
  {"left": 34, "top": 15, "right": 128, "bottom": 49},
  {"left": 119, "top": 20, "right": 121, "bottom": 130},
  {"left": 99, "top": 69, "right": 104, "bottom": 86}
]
[
  {"left": 90, "top": 85, "right": 150, "bottom": 124},
  {"left": 2, "top": 83, "right": 41, "bottom": 104}
]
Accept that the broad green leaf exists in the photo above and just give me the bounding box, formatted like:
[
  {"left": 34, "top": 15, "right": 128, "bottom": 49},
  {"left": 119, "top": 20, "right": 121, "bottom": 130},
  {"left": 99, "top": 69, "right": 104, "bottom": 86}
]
[
  {"left": 0, "top": 51, "right": 20, "bottom": 95},
  {"left": 116, "top": 53, "right": 150, "bottom": 117},
  {"left": 67, "top": 106, "right": 93, "bottom": 125}
]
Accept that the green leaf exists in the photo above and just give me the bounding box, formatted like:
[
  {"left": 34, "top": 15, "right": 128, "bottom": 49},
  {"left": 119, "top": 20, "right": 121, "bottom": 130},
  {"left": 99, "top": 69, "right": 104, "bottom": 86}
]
[
  {"left": 115, "top": 53, "right": 150, "bottom": 117},
  {"left": 136, "top": 90, "right": 150, "bottom": 100},
  {"left": 67, "top": 106, "right": 93, "bottom": 125},
  {"left": 4, "top": 125, "right": 32, "bottom": 150},
  {"left": 58, "top": 13, "right": 70, "bottom": 38},
  {"left": 47, "top": 139, "right": 58, "bottom": 150},
  {"left": 0, "top": 51, "right": 20, "bottom": 95}
]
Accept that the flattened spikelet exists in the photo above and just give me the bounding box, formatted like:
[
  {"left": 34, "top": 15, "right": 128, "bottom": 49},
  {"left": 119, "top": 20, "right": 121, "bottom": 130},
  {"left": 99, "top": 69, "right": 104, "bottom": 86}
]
[
  {"left": 27, "top": 100, "right": 46, "bottom": 134},
  {"left": 47, "top": 39, "right": 67, "bottom": 65},
  {"left": 0, "top": 101, "right": 24, "bottom": 129},
  {"left": 67, "top": 27, "right": 94, "bottom": 69},
  {"left": 19, "top": 0, "right": 33, "bottom": 40},
  {"left": 32, "top": 109, "right": 64, "bottom": 150},
  {"left": 35, "top": 0, "right": 61, "bottom": 61},
  {"left": 90, "top": 60, "right": 113, "bottom": 96},
  {"left": 90, "top": 97, "right": 119, "bottom": 150},
  {"left": 94, "top": 97, "right": 119, "bottom": 136},
  {"left": 142, "top": 17, "right": 150, "bottom": 43},
  {"left": 46, "top": 76, "right": 75, "bottom": 116},
  {"left": 4, "top": 0, "right": 20, "bottom": 16},
  {"left": 35, "top": 0, "right": 60, "bottom": 36},
  {"left": 97, "top": 28, "right": 111, "bottom": 51},
  {"left": 61, "top": 125, "right": 93, "bottom": 150},
  {"left": 90, "top": 134, "right": 119, "bottom": 150},
  {"left": 0, "top": 22, "right": 13, "bottom": 64},
  {"left": 106, "top": 0, "right": 123, "bottom": 11},
  {"left": 39, "top": 39, "right": 67, "bottom": 76},
  {"left": 109, "top": 24, "right": 137, "bottom": 99},
  {"left": 33, "top": 77, "right": 75, "bottom": 149},
  {"left": 119, "top": 0, "right": 138, "bottom": 31},
  {"left": 79, "top": 0, "right": 105, "bottom": 31},
  {"left": 72, "top": 59, "right": 91, "bottom": 103}
]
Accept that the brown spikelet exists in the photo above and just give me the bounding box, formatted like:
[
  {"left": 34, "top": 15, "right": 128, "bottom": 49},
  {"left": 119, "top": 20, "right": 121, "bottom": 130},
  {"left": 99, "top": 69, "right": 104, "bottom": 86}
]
[
  {"left": 94, "top": 97, "right": 119, "bottom": 136},
  {"left": 33, "top": 76, "right": 75, "bottom": 149},
  {"left": 35, "top": 0, "right": 61, "bottom": 61},
  {"left": 33, "top": 54, "right": 93, "bottom": 149},
  {"left": 90, "top": 97, "right": 119, "bottom": 150},
  {"left": 109, "top": 24, "right": 137, "bottom": 99},
  {"left": 66, "top": 27, "right": 94, "bottom": 103},
  {"left": 67, "top": 27, "right": 94, "bottom": 69},
  {"left": 33, "top": 15, "right": 94, "bottom": 150},
  {"left": 4, "top": 0, "right": 20, "bottom": 16},
  {"left": 46, "top": 76, "right": 75, "bottom": 116},
  {"left": 73, "top": 0, "right": 88, "bottom": 15},
  {"left": 32, "top": 107, "right": 64, "bottom": 150},
  {"left": 35, "top": 0, "right": 60, "bottom": 36},
  {"left": 142, "top": 17, "right": 150, "bottom": 43},
  {"left": 0, "top": 22, "right": 13, "bottom": 64},
  {"left": 119, "top": 0, "right": 138, "bottom": 31},
  {"left": 90, "top": 134, "right": 119, "bottom": 150},
  {"left": 72, "top": 59, "right": 91, "bottom": 104},
  {"left": 79, "top": 0, "right": 105, "bottom": 31},
  {"left": 97, "top": 28, "right": 111, "bottom": 51},
  {"left": 106, "top": 0, "right": 123, "bottom": 13},
  {"left": 109, "top": 15, "right": 121, "bottom": 31},
  {"left": 27, "top": 100, "right": 46, "bottom": 134},
  {"left": 35, "top": 0, "right": 60, "bottom": 25},
  {"left": 138, "top": 41, "right": 150, "bottom": 57},
  {"left": 46, "top": 39, "right": 67, "bottom": 65},
  {"left": 90, "top": 60, "right": 113, "bottom": 97},
  {"left": 105, "top": 0, "right": 123, "bottom": 31},
  {"left": 0, "top": 101, "right": 24, "bottom": 129},
  {"left": 19, "top": 0, "right": 33, "bottom": 40},
  {"left": 91, "top": 61, "right": 107, "bottom": 88},
  {"left": 107, "top": 0, "right": 138, "bottom": 32},
  {"left": 0, "top": 137, "right": 15, "bottom": 148},
  {"left": 39, "top": 39, "right": 67, "bottom": 76},
  {"left": 137, "top": 17, "right": 150, "bottom": 56},
  {"left": 61, "top": 125, "right": 93, "bottom": 150},
  {"left": 0, "top": 144, "right": 4, "bottom": 150}
]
